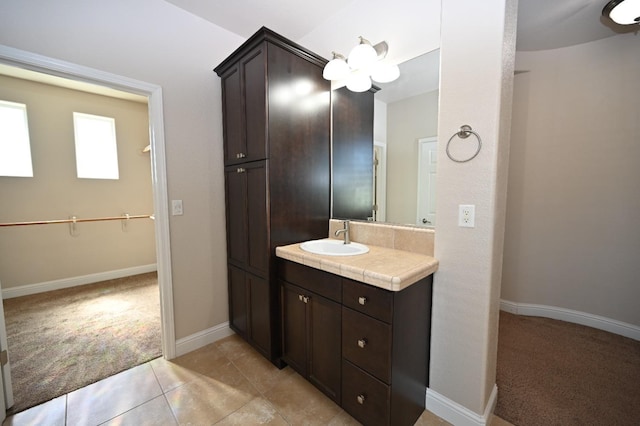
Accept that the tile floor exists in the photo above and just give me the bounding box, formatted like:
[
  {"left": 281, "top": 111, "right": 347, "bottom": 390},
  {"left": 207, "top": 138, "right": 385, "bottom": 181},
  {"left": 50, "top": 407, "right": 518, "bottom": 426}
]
[{"left": 3, "top": 334, "right": 512, "bottom": 425}]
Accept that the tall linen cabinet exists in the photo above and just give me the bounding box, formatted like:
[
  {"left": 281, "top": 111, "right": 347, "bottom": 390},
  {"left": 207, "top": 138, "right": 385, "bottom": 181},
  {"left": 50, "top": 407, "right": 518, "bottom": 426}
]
[{"left": 214, "top": 27, "right": 331, "bottom": 365}]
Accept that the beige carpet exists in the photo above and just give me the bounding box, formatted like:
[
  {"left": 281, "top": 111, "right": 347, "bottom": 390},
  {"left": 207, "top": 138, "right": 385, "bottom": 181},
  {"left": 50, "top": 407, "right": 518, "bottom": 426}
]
[
  {"left": 496, "top": 311, "right": 640, "bottom": 425},
  {"left": 3, "top": 272, "right": 162, "bottom": 414}
]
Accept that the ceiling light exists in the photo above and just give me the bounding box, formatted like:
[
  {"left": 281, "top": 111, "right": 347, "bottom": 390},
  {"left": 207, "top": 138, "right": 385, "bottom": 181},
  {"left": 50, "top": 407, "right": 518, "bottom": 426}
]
[
  {"left": 603, "top": 0, "right": 640, "bottom": 25},
  {"left": 322, "top": 52, "right": 350, "bottom": 80},
  {"left": 370, "top": 62, "right": 400, "bottom": 84},
  {"left": 323, "top": 36, "right": 400, "bottom": 92},
  {"left": 346, "top": 71, "right": 372, "bottom": 93},
  {"left": 348, "top": 37, "right": 378, "bottom": 69}
]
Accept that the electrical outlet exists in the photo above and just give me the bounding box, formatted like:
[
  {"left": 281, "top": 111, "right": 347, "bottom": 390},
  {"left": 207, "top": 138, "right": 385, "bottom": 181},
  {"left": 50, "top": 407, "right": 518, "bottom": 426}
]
[
  {"left": 458, "top": 204, "right": 475, "bottom": 228},
  {"left": 172, "top": 200, "right": 183, "bottom": 216}
]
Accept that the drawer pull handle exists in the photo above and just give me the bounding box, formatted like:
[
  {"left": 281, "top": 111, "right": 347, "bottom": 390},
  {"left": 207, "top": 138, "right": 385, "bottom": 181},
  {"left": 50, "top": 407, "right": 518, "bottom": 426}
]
[
  {"left": 357, "top": 394, "right": 366, "bottom": 405},
  {"left": 358, "top": 296, "right": 367, "bottom": 305},
  {"left": 357, "top": 338, "right": 367, "bottom": 348},
  {"left": 236, "top": 153, "right": 246, "bottom": 159},
  {"left": 236, "top": 167, "right": 246, "bottom": 173}
]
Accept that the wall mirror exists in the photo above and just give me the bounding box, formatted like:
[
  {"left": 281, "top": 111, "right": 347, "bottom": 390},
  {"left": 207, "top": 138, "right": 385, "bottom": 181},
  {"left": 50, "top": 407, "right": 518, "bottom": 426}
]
[{"left": 332, "top": 49, "right": 440, "bottom": 227}]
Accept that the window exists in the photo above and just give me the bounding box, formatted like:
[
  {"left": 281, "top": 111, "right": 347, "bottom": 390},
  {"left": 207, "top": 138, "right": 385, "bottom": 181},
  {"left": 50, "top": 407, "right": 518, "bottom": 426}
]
[
  {"left": 0, "top": 100, "right": 33, "bottom": 177},
  {"left": 73, "top": 112, "right": 119, "bottom": 179}
]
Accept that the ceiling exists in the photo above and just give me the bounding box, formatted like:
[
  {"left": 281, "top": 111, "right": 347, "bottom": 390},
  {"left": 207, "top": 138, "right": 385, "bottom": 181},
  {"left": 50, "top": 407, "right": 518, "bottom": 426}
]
[
  {"left": 164, "top": 0, "right": 633, "bottom": 53},
  {"left": 160, "top": 0, "right": 634, "bottom": 102},
  {"left": 516, "top": 0, "right": 637, "bottom": 51},
  {"left": 2, "top": 0, "right": 635, "bottom": 102},
  {"left": 0, "top": 63, "right": 148, "bottom": 103}
]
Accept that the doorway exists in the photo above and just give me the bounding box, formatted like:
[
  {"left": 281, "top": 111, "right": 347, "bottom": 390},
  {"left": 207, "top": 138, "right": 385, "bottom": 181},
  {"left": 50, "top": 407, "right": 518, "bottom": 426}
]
[{"left": 0, "top": 45, "right": 175, "bottom": 419}]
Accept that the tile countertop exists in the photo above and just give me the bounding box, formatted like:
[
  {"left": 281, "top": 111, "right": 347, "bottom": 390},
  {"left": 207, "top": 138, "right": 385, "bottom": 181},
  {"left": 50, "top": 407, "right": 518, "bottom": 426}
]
[{"left": 275, "top": 240, "right": 439, "bottom": 292}]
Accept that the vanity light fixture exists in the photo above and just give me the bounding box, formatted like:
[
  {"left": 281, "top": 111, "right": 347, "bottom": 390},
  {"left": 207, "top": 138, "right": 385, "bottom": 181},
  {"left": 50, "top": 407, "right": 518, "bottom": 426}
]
[
  {"left": 602, "top": 0, "right": 640, "bottom": 25},
  {"left": 322, "top": 36, "right": 400, "bottom": 92}
]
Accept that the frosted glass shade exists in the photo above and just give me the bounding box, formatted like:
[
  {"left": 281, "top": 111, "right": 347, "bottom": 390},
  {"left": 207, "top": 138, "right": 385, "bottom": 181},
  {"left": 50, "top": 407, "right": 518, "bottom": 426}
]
[
  {"left": 371, "top": 62, "right": 400, "bottom": 83},
  {"left": 323, "top": 57, "right": 350, "bottom": 80},
  {"left": 348, "top": 42, "right": 377, "bottom": 70},
  {"left": 346, "top": 73, "right": 372, "bottom": 92},
  {"left": 604, "top": 0, "right": 640, "bottom": 25}
]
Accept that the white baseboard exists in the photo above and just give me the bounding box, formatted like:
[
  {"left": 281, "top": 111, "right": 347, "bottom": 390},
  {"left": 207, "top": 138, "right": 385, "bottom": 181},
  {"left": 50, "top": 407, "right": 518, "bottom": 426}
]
[
  {"left": 1, "top": 264, "right": 158, "bottom": 299},
  {"left": 174, "top": 322, "right": 234, "bottom": 357},
  {"left": 426, "top": 384, "right": 497, "bottom": 426},
  {"left": 500, "top": 299, "right": 640, "bottom": 341}
]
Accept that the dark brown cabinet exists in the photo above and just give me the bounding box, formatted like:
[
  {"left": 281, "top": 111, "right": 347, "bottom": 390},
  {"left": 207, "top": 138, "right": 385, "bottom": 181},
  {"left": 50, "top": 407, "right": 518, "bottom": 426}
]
[
  {"left": 278, "top": 259, "right": 433, "bottom": 426},
  {"left": 219, "top": 45, "right": 267, "bottom": 166},
  {"left": 280, "top": 261, "right": 342, "bottom": 403},
  {"left": 224, "top": 161, "right": 268, "bottom": 275},
  {"left": 215, "top": 27, "right": 331, "bottom": 365},
  {"left": 227, "top": 264, "right": 270, "bottom": 355}
]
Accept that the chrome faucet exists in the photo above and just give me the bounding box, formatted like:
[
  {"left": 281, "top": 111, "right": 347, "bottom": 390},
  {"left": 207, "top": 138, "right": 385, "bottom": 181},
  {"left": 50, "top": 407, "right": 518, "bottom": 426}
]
[{"left": 334, "top": 220, "right": 350, "bottom": 244}]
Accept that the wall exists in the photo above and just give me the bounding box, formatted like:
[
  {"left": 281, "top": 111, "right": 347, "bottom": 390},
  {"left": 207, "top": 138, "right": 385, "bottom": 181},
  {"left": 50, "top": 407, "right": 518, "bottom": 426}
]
[
  {"left": 429, "top": 0, "right": 516, "bottom": 422},
  {"left": 502, "top": 33, "right": 640, "bottom": 327},
  {"left": 386, "top": 90, "right": 439, "bottom": 224},
  {"left": 0, "top": 0, "right": 243, "bottom": 340},
  {"left": 373, "top": 98, "right": 387, "bottom": 143},
  {"left": 0, "top": 76, "right": 155, "bottom": 289}
]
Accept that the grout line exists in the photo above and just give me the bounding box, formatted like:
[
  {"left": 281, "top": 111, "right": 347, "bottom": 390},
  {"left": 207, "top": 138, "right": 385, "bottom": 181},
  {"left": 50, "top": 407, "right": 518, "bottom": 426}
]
[{"left": 216, "top": 338, "right": 296, "bottom": 425}]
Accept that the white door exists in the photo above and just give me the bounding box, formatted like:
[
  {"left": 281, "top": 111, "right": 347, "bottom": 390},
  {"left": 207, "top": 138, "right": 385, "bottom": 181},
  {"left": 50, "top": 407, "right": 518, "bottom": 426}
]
[
  {"left": 373, "top": 141, "right": 387, "bottom": 222},
  {"left": 416, "top": 137, "right": 437, "bottom": 227},
  {"left": 0, "top": 282, "right": 14, "bottom": 420}
]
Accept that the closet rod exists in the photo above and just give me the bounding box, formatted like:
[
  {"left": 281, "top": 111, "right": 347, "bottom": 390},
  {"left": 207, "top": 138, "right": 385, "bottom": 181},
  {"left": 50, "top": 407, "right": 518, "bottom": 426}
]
[{"left": 0, "top": 214, "right": 153, "bottom": 227}]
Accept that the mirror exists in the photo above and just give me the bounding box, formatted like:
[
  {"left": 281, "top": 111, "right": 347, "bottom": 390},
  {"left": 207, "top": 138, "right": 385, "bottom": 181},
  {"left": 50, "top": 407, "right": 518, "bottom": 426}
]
[
  {"left": 330, "top": 49, "right": 440, "bottom": 227},
  {"left": 373, "top": 49, "right": 440, "bottom": 227}
]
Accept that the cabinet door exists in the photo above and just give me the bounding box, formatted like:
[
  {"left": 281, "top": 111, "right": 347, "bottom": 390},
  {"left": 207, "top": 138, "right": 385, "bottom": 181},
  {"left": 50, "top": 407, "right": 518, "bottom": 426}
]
[
  {"left": 228, "top": 264, "right": 248, "bottom": 338},
  {"left": 220, "top": 45, "right": 267, "bottom": 166},
  {"left": 308, "top": 292, "right": 342, "bottom": 403},
  {"left": 224, "top": 165, "right": 247, "bottom": 267},
  {"left": 224, "top": 161, "right": 268, "bottom": 275},
  {"left": 220, "top": 64, "right": 243, "bottom": 166},
  {"left": 242, "top": 45, "right": 267, "bottom": 162},
  {"left": 281, "top": 282, "right": 307, "bottom": 376},
  {"left": 248, "top": 272, "right": 271, "bottom": 357},
  {"left": 245, "top": 161, "right": 269, "bottom": 276}
]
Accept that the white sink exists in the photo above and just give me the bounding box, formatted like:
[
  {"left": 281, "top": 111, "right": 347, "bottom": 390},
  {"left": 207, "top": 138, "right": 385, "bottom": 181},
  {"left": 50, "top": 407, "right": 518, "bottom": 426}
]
[{"left": 300, "top": 239, "right": 369, "bottom": 256}]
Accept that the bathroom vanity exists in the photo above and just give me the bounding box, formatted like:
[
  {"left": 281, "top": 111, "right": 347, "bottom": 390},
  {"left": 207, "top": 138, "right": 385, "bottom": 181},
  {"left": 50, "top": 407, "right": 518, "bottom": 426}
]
[{"left": 276, "top": 233, "right": 438, "bottom": 426}]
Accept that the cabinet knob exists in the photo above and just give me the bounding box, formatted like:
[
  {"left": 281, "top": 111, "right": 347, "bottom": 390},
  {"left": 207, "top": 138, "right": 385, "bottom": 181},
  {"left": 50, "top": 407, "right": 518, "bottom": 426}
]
[
  {"left": 358, "top": 296, "right": 367, "bottom": 305},
  {"left": 298, "top": 294, "right": 304, "bottom": 302},
  {"left": 357, "top": 338, "right": 367, "bottom": 348},
  {"left": 236, "top": 153, "right": 246, "bottom": 159},
  {"left": 236, "top": 167, "right": 246, "bottom": 173},
  {"left": 302, "top": 296, "right": 310, "bottom": 304},
  {"left": 357, "top": 394, "right": 366, "bottom": 405}
]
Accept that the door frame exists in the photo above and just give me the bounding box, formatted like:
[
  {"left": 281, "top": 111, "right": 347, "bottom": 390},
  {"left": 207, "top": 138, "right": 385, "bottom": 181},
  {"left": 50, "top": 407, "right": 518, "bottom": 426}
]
[
  {"left": 416, "top": 136, "right": 438, "bottom": 227},
  {"left": 0, "top": 45, "right": 176, "bottom": 360},
  {"left": 373, "top": 140, "right": 387, "bottom": 222}
]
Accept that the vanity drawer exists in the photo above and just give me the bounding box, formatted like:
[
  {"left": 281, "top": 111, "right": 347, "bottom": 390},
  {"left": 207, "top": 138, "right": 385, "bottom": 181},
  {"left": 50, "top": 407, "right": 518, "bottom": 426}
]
[
  {"left": 343, "top": 278, "right": 393, "bottom": 323},
  {"left": 278, "top": 259, "right": 342, "bottom": 303},
  {"left": 342, "top": 307, "right": 391, "bottom": 383},
  {"left": 342, "top": 359, "right": 390, "bottom": 426}
]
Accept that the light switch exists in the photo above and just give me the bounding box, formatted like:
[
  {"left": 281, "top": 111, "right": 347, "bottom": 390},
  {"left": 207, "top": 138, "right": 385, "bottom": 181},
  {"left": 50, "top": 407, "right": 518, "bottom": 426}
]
[{"left": 172, "top": 200, "right": 183, "bottom": 216}]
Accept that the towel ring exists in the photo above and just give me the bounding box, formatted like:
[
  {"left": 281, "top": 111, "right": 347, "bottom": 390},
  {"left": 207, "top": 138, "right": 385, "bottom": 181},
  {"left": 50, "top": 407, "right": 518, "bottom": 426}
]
[{"left": 446, "top": 125, "right": 482, "bottom": 163}]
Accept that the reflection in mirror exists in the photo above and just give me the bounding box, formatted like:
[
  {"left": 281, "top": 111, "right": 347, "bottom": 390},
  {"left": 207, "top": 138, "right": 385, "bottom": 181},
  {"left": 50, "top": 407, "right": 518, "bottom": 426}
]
[{"left": 373, "top": 49, "right": 440, "bottom": 227}]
